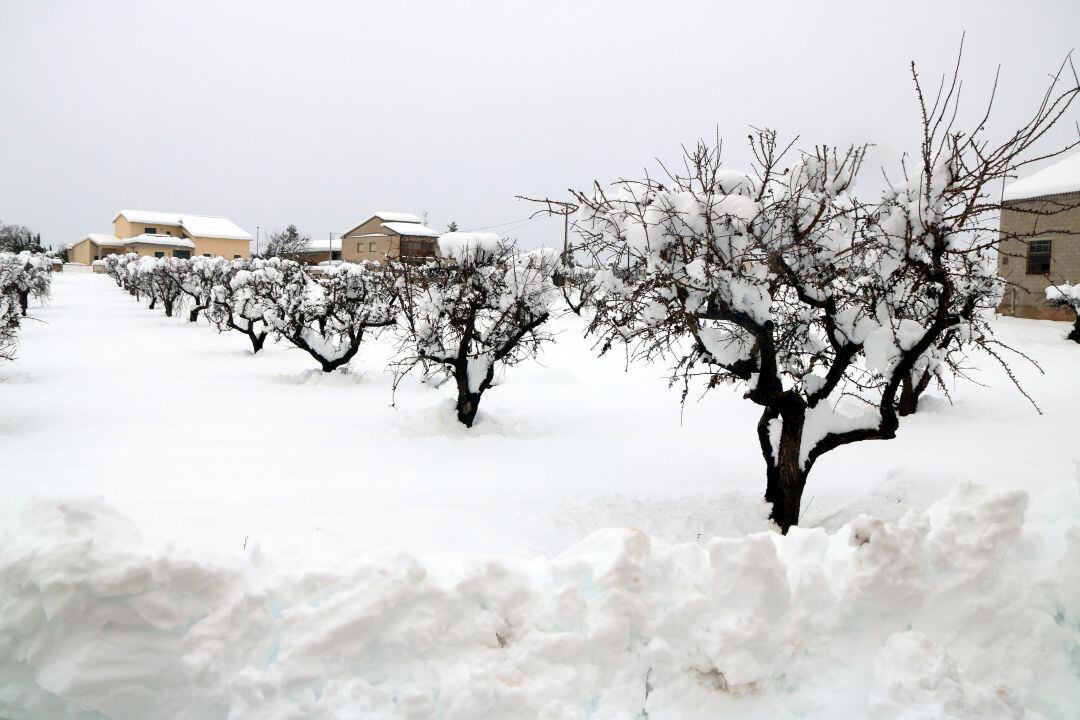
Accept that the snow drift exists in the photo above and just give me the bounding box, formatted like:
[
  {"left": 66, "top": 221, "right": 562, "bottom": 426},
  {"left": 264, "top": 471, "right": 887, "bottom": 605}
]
[{"left": 1, "top": 480, "right": 1077, "bottom": 720}]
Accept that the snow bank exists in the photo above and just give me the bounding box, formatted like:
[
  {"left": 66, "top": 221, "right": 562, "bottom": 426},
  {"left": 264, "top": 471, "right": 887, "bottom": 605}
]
[{"left": 1, "top": 481, "right": 1077, "bottom": 720}]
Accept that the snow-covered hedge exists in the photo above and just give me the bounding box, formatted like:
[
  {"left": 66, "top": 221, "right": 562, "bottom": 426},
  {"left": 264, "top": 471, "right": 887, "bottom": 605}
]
[{"left": 1045, "top": 283, "right": 1080, "bottom": 342}]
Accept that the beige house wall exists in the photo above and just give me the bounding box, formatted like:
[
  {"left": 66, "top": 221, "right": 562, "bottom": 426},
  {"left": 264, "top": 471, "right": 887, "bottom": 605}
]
[
  {"left": 187, "top": 236, "right": 249, "bottom": 258},
  {"left": 68, "top": 239, "right": 94, "bottom": 264},
  {"left": 997, "top": 191, "right": 1080, "bottom": 319}
]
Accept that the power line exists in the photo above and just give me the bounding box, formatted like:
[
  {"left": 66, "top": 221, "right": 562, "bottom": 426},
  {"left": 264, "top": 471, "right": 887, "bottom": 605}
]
[{"left": 460, "top": 216, "right": 536, "bottom": 232}]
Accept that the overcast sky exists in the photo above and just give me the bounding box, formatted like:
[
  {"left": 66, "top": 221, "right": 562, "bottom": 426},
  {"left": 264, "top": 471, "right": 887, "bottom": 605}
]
[{"left": 1, "top": 0, "right": 1078, "bottom": 250}]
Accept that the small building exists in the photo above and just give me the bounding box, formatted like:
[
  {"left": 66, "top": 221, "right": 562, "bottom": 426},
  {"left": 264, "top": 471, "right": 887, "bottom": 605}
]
[
  {"left": 68, "top": 210, "right": 253, "bottom": 264},
  {"left": 997, "top": 153, "right": 1080, "bottom": 319},
  {"left": 289, "top": 236, "right": 341, "bottom": 265},
  {"left": 340, "top": 211, "right": 441, "bottom": 264}
]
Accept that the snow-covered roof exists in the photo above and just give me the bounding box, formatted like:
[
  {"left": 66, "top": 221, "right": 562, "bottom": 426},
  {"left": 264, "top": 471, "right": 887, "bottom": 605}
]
[
  {"left": 82, "top": 233, "right": 122, "bottom": 246},
  {"left": 382, "top": 221, "right": 440, "bottom": 238},
  {"left": 342, "top": 212, "right": 424, "bottom": 237},
  {"left": 114, "top": 210, "right": 253, "bottom": 240},
  {"left": 1002, "top": 152, "right": 1080, "bottom": 202},
  {"left": 122, "top": 234, "right": 196, "bottom": 249},
  {"left": 374, "top": 211, "right": 422, "bottom": 223}
]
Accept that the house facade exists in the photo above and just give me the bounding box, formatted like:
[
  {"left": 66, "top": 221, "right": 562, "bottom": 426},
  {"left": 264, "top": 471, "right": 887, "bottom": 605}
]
[
  {"left": 69, "top": 210, "right": 252, "bottom": 264},
  {"left": 997, "top": 153, "right": 1080, "bottom": 319},
  {"left": 340, "top": 212, "right": 441, "bottom": 264}
]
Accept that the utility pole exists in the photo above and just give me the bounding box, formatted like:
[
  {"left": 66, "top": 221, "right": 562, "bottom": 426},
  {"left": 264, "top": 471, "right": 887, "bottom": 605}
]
[
  {"left": 255, "top": 226, "right": 260, "bottom": 257},
  {"left": 515, "top": 195, "right": 579, "bottom": 267},
  {"left": 329, "top": 232, "right": 336, "bottom": 265}
]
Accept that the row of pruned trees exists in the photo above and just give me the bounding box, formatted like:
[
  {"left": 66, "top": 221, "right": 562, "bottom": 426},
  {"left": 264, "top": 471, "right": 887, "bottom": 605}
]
[
  {"left": 0, "top": 251, "right": 53, "bottom": 363},
  {"left": 103, "top": 238, "right": 561, "bottom": 427},
  {"left": 103, "top": 53, "right": 1079, "bottom": 534}
]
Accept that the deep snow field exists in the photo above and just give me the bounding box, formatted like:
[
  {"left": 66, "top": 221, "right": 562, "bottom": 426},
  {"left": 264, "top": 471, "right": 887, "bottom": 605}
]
[{"left": 1, "top": 271, "right": 1078, "bottom": 719}]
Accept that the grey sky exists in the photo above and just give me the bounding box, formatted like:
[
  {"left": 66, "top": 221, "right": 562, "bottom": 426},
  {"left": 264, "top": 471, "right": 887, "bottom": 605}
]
[{"left": 2, "top": 0, "right": 1078, "bottom": 251}]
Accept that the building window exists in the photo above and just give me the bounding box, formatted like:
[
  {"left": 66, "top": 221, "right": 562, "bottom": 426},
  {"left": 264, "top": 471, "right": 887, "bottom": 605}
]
[
  {"left": 145, "top": 227, "right": 157, "bottom": 235},
  {"left": 203, "top": 253, "right": 211, "bottom": 257},
  {"left": 332, "top": 251, "right": 342, "bottom": 261},
  {"left": 1026, "top": 240, "right": 1051, "bottom": 275},
  {"left": 369, "top": 242, "right": 377, "bottom": 252},
  {"left": 154, "top": 251, "right": 165, "bottom": 258},
  {"left": 234, "top": 254, "right": 241, "bottom": 259},
  {"left": 175, "top": 250, "right": 191, "bottom": 259}
]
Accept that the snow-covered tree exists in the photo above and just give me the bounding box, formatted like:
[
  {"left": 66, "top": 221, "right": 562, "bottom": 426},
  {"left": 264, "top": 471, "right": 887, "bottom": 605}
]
[
  {"left": 0, "top": 252, "right": 52, "bottom": 316},
  {"left": 261, "top": 225, "right": 311, "bottom": 259},
  {"left": 206, "top": 259, "right": 274, "bottom": 353},
  {"left": 393, "top": 233, "right": 559, "bottom": 427},
  {"left": 575, "top": 57, "right": 1078, "bottom": 532},
  {"left": 0, "top": 261, "right": 23, "bottom": 363},
  {"left": 1046, "top": 284, "right": 1080, "bottom": 342},
  {"left": 0, "top": 223, "right": 43, "bottom": 253},
  {"left": 260, "top": 259, "right": 397, "bottom": 372},
  {"left": 176, "top": 256, "right": 231, "bottom": 322},
  {"left": 134, "top": 256, "right": 185, "bottom": 317}
]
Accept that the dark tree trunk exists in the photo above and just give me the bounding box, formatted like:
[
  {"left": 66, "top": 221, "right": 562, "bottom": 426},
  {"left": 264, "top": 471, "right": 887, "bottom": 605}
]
[
  {"left": 249, "top": 330, "right": 267, "bottom": 354},
  {"left": 1069, "top": 314, "right": 1080, "bottom": 343},
  {"left": 163, "top": 299, "right": 175, "bottom": 317},
  {"left": 148, "top": 296, "right": 156, "bottom": 310},
  {"left": 897, "top": 370, "right": 932, "bottom": 416},
  {"left": 291, "top": 331, "right": 362, "bottom": 372},
  {"left": 188, "top": 303, "right": 208, "bottom": 323},
  {"left": 758, "top": 407, "right": 809, "bottom": 533},
  {"left": 453, "top": 361, "right": 495, "bottom": 428},
  {"left": 17, "top": 290, "right": 28, "bottom": 316},
  {"left": 455, "top": 389, "right": 482, "bottom": 427}
]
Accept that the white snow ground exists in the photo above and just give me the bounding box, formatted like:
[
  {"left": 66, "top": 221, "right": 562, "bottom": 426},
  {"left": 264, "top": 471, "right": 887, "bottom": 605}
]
[{"left": 1, "top": 272, "right": 1078, "bottom": 719}]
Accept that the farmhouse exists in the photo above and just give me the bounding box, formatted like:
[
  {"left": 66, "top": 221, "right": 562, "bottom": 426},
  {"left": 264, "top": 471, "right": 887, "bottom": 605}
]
[
  {"left": 997, "top": 152, "right": 1080, "bottom": 319},
  {"left": 68, "top": 210, "right": 253, "bottom": 264},
  {"left": 341, "top": 211, "right": 441, "bottom": 264}
]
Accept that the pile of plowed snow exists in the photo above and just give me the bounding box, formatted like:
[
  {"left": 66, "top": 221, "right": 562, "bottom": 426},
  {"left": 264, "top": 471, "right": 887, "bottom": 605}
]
[{"left": 2, "top": 479, "right": 1077, "bottom": 720}]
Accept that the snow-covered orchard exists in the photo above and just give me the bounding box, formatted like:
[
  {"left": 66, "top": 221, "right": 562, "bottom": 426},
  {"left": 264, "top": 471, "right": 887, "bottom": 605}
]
[{"left": 3, "top": 61, "right": 1080, "bottom": 720}]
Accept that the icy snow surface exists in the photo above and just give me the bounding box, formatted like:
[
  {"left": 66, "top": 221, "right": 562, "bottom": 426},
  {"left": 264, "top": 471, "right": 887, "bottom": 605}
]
[{"left": 1, "top": 273, "right": 1079, "bottom": 719}]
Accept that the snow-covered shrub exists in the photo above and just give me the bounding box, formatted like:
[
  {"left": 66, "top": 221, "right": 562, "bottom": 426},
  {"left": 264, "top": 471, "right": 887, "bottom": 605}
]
[
  {"left": 206, "top": 259, "right": 274, "bottom": 353},
  {"left": 575, "top": 59, "right": 1078, "bottom": 532},
  {"left": 393, "top": 233, "right": 559, "bottom": 427},
  {"left": 261, "top": 259, "right": 397, "bottom": 372},
  {"left": 1045, "top": 283, "right": 1080, "bottom": 343},
  {"left": 0, "top": 262, "right": 22, "bottom": 363},
  {"left": 0, "top": 251, "right": 52, "bottom": 316}
]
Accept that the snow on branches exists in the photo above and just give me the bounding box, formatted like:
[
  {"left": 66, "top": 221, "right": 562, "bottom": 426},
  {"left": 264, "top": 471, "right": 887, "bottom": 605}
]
[
  {"left": 393, "top": 233, "right": 559, "bottom": 427},
  {"left": 0, "top": 251, "right": 52, "bottom": 317},
  {"left": 205, "top": 260, "right": 274, "bottom": 354},
  {"left": 575, "top": 54, "right": 1079, "bottom": 532},
  {"left": 259, "top": 259, "right": 398, "bottom": 372},
  {"left": 1045, "top": 283, "right": 1080, "bottom": 342}
]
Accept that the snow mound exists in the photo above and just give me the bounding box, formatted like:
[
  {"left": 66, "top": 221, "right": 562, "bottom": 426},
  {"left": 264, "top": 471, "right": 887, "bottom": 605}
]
[{"left": 1, "top": 481, "right": 1077, "bottom": 719}]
